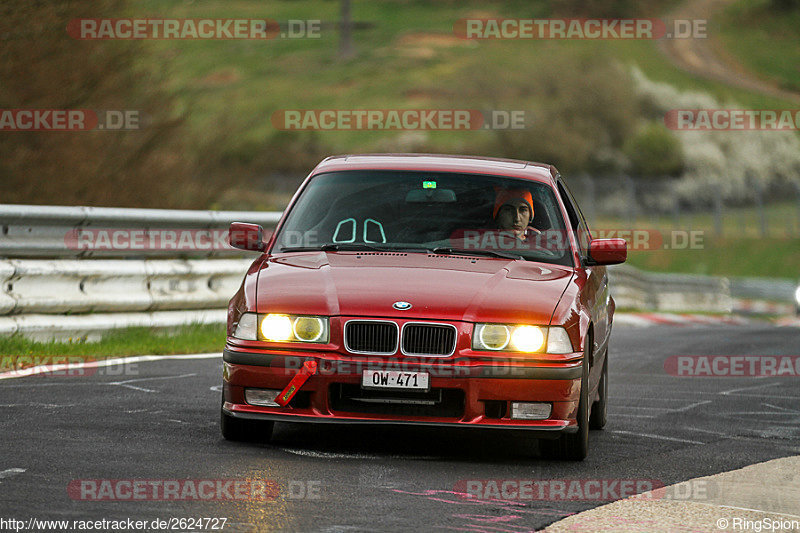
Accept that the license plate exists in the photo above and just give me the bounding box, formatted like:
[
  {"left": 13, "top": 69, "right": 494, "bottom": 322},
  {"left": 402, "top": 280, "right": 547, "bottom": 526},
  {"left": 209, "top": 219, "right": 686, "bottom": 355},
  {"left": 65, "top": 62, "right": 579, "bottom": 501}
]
[{"left": 361, "top": 370, "right": 430, "bottom": 390}]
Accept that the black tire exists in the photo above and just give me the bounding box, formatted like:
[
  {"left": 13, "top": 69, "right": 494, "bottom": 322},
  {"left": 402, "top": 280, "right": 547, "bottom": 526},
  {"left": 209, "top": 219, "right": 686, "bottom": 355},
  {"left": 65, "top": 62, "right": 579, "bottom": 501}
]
[
  {"left": 540, "top": 336, "right": 591, "bottom": 461},
  {"left": 220, "top": 395, "right": 274, "bottom": 442},
  {"left": 589, "top": 350, "right": 608, "bottom": 430}
]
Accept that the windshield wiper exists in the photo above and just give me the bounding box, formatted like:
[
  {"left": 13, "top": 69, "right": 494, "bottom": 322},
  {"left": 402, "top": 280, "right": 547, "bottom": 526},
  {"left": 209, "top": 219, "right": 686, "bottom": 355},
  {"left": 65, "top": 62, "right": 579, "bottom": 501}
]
[
  {"left": 280, "top": 243, "right": 427, "bottom": 253},
  {"left": 278, "top": 246, "right": 326, "bottom": 252},
  {"left": 322, "top": 243, "right": 391, "bottom": 252},
  {"left": 432, "top": 247, "right": 522, "bottom": 260}
]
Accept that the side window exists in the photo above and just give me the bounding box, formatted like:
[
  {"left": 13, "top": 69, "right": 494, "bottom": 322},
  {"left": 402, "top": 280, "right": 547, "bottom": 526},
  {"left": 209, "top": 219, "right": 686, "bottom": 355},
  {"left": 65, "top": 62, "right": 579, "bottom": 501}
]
[
  {"left": 557, "top": 180, "right": 590, "bottom": 257},
  {"left": 557, "top": 181, "right": 580, "bottom": 230}
]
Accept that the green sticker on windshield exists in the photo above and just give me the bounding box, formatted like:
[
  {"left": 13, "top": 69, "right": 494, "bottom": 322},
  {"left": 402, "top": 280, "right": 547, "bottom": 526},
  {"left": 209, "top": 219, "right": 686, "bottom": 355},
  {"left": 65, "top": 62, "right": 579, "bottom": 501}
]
[{"left": 422, "top": 181, "right": 437, "bottom": 189}]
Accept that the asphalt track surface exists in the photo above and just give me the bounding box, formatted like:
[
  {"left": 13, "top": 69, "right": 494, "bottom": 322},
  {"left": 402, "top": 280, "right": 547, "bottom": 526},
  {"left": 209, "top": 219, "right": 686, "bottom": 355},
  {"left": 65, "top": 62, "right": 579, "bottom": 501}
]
[{"left": 1, "top": 322, "right": 799, "bottom": 532}]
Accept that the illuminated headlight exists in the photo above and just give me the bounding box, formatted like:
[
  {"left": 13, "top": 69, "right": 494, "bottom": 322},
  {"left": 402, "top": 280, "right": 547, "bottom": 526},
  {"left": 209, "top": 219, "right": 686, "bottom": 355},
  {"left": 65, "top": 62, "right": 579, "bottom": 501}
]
[
  {"left": 232, "top": 312, "right": 329, "bottom": 343},
  {"left": 233, "top": 312, "right": 258, "bottom": 340},
  {"left": 472, "top": 324, "right": 573, "bottom": 354},
  {"left": 511, "top": 325, "right": 545, "bottom": 352},
  {"left": 260, "top": 314, "right": 329, "bottom": 343},
  {"left": 795, "top": 286, "right": 800, "bottom": 305},
  {"left": 261, "top": 314, "right": 293, "bottom": 341}
]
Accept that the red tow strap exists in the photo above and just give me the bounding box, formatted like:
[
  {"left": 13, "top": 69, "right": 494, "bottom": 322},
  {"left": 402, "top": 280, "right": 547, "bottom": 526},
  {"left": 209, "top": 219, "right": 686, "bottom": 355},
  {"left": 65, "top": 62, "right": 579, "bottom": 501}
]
[{"left": 275, "top": 360, "right": 317, "bottom": 406}]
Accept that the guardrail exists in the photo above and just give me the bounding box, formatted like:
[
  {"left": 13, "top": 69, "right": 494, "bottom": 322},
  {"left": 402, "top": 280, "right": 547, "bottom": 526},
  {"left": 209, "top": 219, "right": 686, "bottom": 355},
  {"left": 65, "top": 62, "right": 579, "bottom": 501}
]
[
  {"left": 609, "top": 266, "right": 797, "bottom": 316},
  {"left": 0, "top": 257, "right": 256, "bottom": 341},
  {"left": 729, "top": 277, "right": 797, "bottom": 302},
  {"left": 1, "top": 204, "right": 794, "bottom": 340},
  {"left": 0, "top": 204, "right": 282, "bottom": 340},
  {"left": 607, "top": 265, "right": 733, "bottom": 313},
  {"left": 0, "top": 204, "right": 281, "bottom": 258},
  {"left": 0, "top": 258, "right": 251, "bottom": 315}
]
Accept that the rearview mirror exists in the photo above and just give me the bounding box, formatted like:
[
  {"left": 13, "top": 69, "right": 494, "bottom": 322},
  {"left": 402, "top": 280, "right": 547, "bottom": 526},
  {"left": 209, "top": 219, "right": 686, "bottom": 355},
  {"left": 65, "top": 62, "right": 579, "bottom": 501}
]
[
  {"left": 229, "top": 222, "right": 267, "bottom": 252},
  {"left": 405, "top": 189, "right": 456, "bottom": 203},
  {"left": 587, "top": 238, "right": 627, "bottom": 266}
]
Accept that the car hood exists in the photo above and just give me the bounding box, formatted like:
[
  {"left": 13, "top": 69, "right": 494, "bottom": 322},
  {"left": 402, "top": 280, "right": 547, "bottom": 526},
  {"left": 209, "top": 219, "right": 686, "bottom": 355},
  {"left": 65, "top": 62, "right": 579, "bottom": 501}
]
[{"left": 255, "top": 252, "right": 574, "bottom": 324}]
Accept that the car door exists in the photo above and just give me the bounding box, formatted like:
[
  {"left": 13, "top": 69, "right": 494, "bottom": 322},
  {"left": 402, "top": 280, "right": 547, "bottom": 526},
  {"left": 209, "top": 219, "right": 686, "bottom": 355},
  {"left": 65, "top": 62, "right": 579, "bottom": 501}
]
[{"left": 556, "top": 178, "right": 609, "bottom": 364}]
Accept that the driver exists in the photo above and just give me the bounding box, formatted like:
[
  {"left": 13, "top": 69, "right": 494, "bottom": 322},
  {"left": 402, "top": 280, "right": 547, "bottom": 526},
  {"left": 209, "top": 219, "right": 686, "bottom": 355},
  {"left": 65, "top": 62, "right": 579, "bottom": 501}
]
[{"left": 492, "top": 188, "right": 538, "bottom": 242}]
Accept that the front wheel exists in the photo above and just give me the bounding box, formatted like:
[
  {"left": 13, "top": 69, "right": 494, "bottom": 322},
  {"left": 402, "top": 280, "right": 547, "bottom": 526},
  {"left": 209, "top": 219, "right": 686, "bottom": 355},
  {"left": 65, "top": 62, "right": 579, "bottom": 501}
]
[{"left": 539, "top": 337, "right": 591, "bottom": 461}]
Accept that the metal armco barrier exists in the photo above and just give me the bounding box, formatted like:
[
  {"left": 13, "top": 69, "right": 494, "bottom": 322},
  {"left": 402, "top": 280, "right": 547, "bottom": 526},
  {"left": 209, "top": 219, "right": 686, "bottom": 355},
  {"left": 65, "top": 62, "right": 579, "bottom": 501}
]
[
  {"left": 0, "top": 257, "right": 254, "bottom": 341},
  {"left": 607, "top": 265, "right": 734, "bottom": 313},
  {"left": 0, "top": 204, "right": 281, "bottom": 340},
  {"left": 0, "top": 204, "right": 282, "bottom": 258},
  {"left": 0, "top": 258, "right": 253, "bottom": 315}
]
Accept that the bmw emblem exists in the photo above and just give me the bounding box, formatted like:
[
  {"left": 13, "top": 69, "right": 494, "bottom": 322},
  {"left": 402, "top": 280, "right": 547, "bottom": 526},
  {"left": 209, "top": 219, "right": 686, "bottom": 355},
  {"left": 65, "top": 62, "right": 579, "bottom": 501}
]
[{"left": 393, "top": 301, "right": 412, "bottom": 310}]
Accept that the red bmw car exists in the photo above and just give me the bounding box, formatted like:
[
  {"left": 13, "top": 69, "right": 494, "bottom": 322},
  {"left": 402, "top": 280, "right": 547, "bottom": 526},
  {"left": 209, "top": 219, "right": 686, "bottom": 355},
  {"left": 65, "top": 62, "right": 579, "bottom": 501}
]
[{"left": 221, "top": 154, "right": 626, "bottom": 460}]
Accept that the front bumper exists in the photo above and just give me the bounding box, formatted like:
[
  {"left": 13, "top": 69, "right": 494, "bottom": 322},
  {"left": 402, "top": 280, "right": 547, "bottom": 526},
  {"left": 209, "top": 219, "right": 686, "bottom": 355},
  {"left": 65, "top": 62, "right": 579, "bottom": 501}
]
[{"left": 222, "top": 347, "right": 583, "bottom": 435}]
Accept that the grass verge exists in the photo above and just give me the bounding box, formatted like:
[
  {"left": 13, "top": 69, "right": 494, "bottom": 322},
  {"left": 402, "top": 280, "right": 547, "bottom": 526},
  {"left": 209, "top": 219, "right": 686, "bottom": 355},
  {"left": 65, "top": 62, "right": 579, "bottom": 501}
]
[
  {"left": 718, "top": 0, "right": 800, "bottom": 93},
  {"left": 624, "top": 237, "right": 800, "bottom": 279},
  {"left": 0, "top": 323, "right": 225, "bottom": 370}
]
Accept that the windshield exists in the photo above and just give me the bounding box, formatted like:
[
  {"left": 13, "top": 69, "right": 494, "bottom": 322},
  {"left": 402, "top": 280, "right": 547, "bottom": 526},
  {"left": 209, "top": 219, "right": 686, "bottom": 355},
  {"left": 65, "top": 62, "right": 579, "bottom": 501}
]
[{"left": 272, "top": 170, "right": 574, "bottom": 266}]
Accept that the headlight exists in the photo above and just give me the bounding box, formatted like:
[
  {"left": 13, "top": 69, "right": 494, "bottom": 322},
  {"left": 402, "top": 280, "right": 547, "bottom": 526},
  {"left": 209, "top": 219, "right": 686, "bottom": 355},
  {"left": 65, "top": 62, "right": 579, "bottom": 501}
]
[
  {"left": 260, "top": 313, "right": 329, "bottom": 343},
  {"left": 261, "top": 314, "right": 294, "bottom": 341},
  {"left": 472, "top": 324, "right": 573, "bottom": 354},
  {"left": 510, "top": 325, "right": 545, "bottom": 352},
  {"left": 477, "top": 324, "right": 510, "bottom": 350},
  {"left": 293, "top": 316, "right": 326, "bottom": 342},
  {"left": 232, "top": 312, "right": 329, "bottom": 343}
]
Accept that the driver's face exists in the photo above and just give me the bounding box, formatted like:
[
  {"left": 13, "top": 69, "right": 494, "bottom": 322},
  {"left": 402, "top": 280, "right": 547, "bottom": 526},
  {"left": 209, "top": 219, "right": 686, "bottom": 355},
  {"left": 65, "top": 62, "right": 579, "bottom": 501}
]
[{"left": 496, "top": 199, "right": 531, "bottom": 236}]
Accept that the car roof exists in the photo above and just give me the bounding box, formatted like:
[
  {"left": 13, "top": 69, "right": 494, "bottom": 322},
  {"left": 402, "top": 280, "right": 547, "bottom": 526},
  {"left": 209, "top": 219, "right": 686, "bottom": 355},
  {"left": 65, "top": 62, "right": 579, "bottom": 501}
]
[{"left": 311, "top": 153, "right": 557, "bottom": 184}]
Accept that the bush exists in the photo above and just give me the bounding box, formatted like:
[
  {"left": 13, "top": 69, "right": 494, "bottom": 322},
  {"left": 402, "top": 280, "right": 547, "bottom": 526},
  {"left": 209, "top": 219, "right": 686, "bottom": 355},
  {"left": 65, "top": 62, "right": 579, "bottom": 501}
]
[
  {"left": 623, "top": 122, "right": 684, "bottom": 177},
  {"left": 631, "top": 68, "right": 800, "bottom": 204},
  {"left": 484, "top": 47, "right": 638, "bottom": 174}
]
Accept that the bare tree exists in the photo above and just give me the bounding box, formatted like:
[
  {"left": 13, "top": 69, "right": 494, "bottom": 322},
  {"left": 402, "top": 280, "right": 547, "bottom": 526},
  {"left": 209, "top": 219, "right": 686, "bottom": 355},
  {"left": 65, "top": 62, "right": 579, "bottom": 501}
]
[{"left": 339, "top": 0, "right": 354, "bottom": 59}]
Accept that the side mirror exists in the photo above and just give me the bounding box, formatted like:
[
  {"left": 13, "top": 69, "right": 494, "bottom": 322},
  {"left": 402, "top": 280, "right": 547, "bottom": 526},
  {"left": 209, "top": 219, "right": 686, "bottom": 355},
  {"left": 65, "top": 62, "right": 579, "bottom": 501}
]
[
  {"left": 587, "top": 238, "right": 627, "bottom": 266},
  {"left": 229, "top": 222, "right": 267, "bottom": 252}
]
